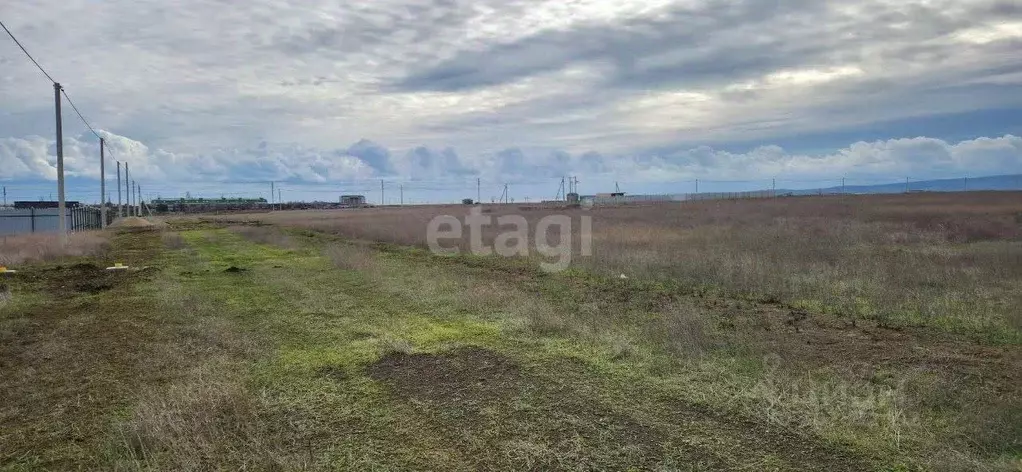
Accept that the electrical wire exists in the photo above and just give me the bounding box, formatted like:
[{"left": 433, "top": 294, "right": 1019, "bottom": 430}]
[
  {"left": 0, "top": 19, "right": 56, "bottom": 83},
  {"left": 60, "top": 88, "right": 102, "bottom": 140},
  {"left": 1, "top": 19, "right": 105, "bottom": 141}
]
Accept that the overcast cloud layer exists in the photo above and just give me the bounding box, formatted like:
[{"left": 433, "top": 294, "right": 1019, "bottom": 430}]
[{"left": 2, "top": 0, "right": 1021, "bottom": 196}]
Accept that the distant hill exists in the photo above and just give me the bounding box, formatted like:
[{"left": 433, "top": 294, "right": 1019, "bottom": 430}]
[{"left": 782, "top": 174, "right": 1022, "bottom": 196}]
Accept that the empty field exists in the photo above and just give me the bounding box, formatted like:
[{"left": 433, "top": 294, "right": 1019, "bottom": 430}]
[{"left": 1, "top": 192, "right": 1020, "bottom": 471}]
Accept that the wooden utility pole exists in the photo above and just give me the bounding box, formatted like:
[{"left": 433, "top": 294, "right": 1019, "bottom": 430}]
[
  {"left": 100, "top": 138, "right": 106, "bottom": 228},
  {"left": 476, "top": 178, "right": 481, "bottom": 203},
  {"left": 380, "top": 180, "right": 385, "bottom": 205},
  {"left": 270, "top": 181, "right": 275, "bottom": 211},
  {"left": 400, "top": 184, "right": 404, "bottom": 205},
  {"left": 54, "top": 83, "right": 67, "bottom": 242}
]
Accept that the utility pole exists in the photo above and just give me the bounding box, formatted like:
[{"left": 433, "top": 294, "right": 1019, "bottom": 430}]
[
  {"left": 100, "top": 138, "right": 107, "bottom": 228},
  {"left": 117, "top": 162, "right": 122, "bottom": 218},
  {"left": 400, "top": 184, "right": 404, "bottom": 205},
  {"left": 905, "top": 177, "right": 910, "bottom": 193},
  {"left": 772, "top": 178, "right": 776, "bottom": 197},
  {"left": 2, "top": 186, "right": 6, "bottom": 206},
  {"left": 695, "top": 179, "right": 699, "bottom": 194},
  {"left": 380, "top": 180, "right": 385, "bottom": 205},
  {"left": 964, "top": 176, "right": 968, "bottom": 191},
  {"left": 54, "top": 83, "right": 67, "bottom": 243},
  {"left": 841, "top": 177, "right": 846, "bottom": 195},
  {"left": 477, "top": 178, "right": 481, "bottom": 203},
  {"left": 125, "top": 162, "right": 131, "bottom": 216},
  {"left": 138, "top": 184, "right": 142, "bottom": 216},
  {"left": 278, "top": 188, "right": 282, "bottom": 208},
  {"left": 270, "top": 181, "right": 275, "bottom": 211}
]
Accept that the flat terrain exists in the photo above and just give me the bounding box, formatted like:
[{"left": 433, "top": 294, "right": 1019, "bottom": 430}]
[{"left": 1, "top": 193, "right": 1020, "bottom": 470}]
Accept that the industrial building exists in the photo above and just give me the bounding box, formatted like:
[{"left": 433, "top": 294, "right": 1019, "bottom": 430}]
[
  {"left": 339, "top": 195, "right": 367, "bottom": 207},
  {"left": 150, "top": 197, "right": 268, "bottom": 213}
]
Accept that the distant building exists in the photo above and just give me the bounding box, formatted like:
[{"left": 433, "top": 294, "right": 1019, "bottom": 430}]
[
  {"left": 340, "top": 195, "right": 367, "bottom": 207},
  {"left": 14, "top": 201, "right": 82, "bottom": 209},
  {"left": 150, "top": 197, "right": 268, "bottom": 213}
]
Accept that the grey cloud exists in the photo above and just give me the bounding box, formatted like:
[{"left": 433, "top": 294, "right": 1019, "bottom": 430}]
[
  {"left": 400, "top": 146, "right": 476, "bottom": 177},
  {"left": 345, "top": 139, "right": 396, "bottom": 175},
  {"left": 392, "top": 0, "right": 1020, "bottom": 94},
  {"left": 3, "top": 131, "right": 1021, "bottom": 187},
  {"left": 390, "top": 0, "right": 831, "bottom": 92},
  {"left": 3, "top": 0, "right": 1021, "bottom": 175}
]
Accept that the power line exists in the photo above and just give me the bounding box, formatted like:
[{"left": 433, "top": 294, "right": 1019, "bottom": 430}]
[
  {"left": 0, "top": 19, "right": 56, "bottom": 83},
  {"left": 60, "top": 88, "right": 102, "bottom": 139},
  {"left": 2, "top": 19, "right": 104, "bottom": 140}
]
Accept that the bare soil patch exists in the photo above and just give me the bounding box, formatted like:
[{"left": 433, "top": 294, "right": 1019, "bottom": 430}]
[
  {"left": 368, "top": 346, "right": 520, "bottom": 405},
  {"left": 367, "top": 346, "right": 869, "bottom": 471}
]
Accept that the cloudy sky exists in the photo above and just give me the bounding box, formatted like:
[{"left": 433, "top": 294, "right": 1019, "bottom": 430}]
[{"left": 1, "top": 0, "right": 1021, "bottom": 202}]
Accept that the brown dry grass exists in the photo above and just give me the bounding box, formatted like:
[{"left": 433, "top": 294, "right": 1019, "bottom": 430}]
[
  {"left": 0, "top": 232, "right": 111, "bottom": 266},
  {"left": 211, "top": 192, "right": 1022, "bottom": 338}
]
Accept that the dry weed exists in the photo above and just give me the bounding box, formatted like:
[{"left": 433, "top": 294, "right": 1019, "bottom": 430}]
[
  {"left": 227, "top": 225, "right": 297, "bottom": 248},
  {"left": 115, "top": 361, "right": 293, "bottom": 470},
  {"left": 325, "top": 244, "right": 377, "bottom": 273},
  {"left": 0, "top": 283, "right": 10, "bottom": 307},
  {"left": 0, "top": 232, "right": 110, "bottom": 266},
  {"left": 160, "top": 231, "right": 187, "bottom": 250}
]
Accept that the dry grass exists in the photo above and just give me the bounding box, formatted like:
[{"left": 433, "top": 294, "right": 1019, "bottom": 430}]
[
  {"left": 0, "top": 284, "right": 10, "bottom": 308},
  {"left": 193, "top": 193, "right": 1022, "bottom": 468},
  {"left": 114, "top": 361, "right": 296, "bottom": 471},
  {"left": 160, "top": 231, "right": 187, "bottom": 249},
  {"left": 226, "top": 224, "right": 298, "bottom": 248},
  {"left": 0, "top": 231, "right": 111, "bottom": 266},
  {"left": 212, "top": 192, "right": 1022, "bottom": 337},
  {"left": 324, "top": 243, "right": 377, "bottom": 273}
]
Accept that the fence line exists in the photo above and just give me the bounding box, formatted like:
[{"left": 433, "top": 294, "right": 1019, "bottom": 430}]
[{"left": 0, "top": 207, "right": 105, "bottom": 237}]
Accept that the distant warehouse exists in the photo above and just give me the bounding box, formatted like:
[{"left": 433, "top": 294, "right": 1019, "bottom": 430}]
[
  {"left": 339, "top": 195, "right": 367, "bottom": 207},
  {"left": 14, "top": 200, "right": 83, "bottom": 209},
  {"left": 151, "top": 197, "right": 268, "bottom": 213}
]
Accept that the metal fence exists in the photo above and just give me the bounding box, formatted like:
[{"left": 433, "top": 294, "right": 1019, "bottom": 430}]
[{"left": 0, "top": 207, "right": 105, "bottom": 236}]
